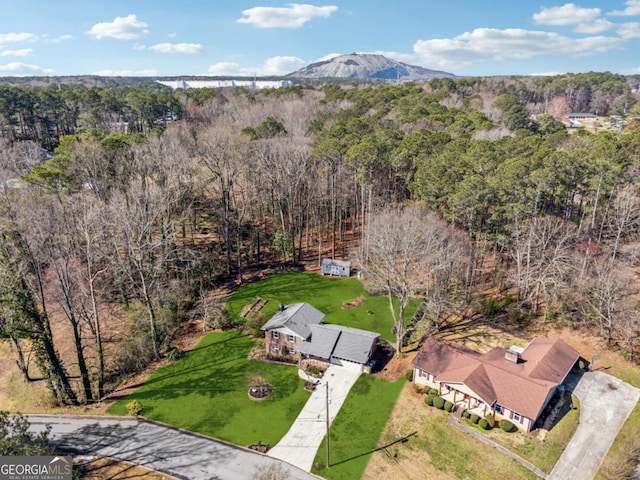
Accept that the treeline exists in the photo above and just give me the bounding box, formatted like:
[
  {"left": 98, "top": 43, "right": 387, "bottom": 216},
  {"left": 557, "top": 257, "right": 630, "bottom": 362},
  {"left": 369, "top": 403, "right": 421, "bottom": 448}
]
[{"left": 0, "top": 74, "right": 639, "bottom": 406}]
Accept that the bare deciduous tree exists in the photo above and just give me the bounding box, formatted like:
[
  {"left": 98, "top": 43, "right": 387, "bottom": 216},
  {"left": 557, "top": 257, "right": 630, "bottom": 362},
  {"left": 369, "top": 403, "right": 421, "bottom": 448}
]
[{"left": 362, "top": 204, "right": 470, "bottom": 355}]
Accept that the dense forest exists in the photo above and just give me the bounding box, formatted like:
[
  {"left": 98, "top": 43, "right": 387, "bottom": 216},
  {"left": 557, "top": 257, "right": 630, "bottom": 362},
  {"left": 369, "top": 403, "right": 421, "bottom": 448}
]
[{"left": 1, "top": 71, "right": 640, "bottom": 407}]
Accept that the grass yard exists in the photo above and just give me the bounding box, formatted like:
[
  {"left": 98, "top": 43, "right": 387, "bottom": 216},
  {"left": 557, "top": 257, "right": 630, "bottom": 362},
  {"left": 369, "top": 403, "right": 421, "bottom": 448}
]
[
  {"left": 363, "top": 384, "right": 538, "bottom": 480},
  {"left": 226, "top": 272, "right": 419, "bottom": 342},
  {"left": 108, "top": 330, "right": 309, "bottom": 448},
  {"left": 310, "top": 375, "right": 404, "bottom": 480},
  {"left": 481, "top": 394, "right": 580, "bottom": 473}
]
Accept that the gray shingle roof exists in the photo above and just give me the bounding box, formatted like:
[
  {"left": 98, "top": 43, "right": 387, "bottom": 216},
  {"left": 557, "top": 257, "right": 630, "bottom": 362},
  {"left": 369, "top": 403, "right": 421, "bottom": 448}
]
[
  {"left": 298, "top": 323, "right": 379, "bottom": 364},
  {"left": 260, "top": 303, "right": 325, "bottom": 339}
]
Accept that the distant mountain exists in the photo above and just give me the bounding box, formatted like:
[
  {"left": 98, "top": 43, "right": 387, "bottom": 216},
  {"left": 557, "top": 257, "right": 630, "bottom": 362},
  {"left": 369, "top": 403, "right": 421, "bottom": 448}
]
[{"left": 288, "top": 53, "right": 455, "bottom": 81}]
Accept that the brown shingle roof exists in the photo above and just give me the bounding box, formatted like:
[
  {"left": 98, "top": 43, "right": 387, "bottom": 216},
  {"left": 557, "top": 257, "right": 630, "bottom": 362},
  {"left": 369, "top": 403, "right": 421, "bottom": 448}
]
[{"left": 412, "top": 337, "right": 580, "bottom": 420}]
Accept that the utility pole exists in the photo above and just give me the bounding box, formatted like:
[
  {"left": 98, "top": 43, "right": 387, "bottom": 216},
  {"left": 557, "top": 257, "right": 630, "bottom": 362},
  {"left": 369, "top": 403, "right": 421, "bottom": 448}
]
[{"left": 326, "top": 381, "right": 330, "bottom": 468}]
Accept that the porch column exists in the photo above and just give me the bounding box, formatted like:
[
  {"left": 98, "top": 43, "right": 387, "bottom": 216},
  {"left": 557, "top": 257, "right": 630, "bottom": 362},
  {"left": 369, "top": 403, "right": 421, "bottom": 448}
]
[
  {"left": 453, "top": 390, "right": 457, "bottom": 402},
  {"left": 467, "top": 397, "right": 471, "bottom": 409}
]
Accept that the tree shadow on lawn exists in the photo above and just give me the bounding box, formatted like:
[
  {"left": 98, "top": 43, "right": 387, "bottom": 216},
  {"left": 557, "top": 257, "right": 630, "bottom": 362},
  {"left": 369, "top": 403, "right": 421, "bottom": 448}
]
[{"left": 129, "top": 332, "right": 251, "bottom": 388}]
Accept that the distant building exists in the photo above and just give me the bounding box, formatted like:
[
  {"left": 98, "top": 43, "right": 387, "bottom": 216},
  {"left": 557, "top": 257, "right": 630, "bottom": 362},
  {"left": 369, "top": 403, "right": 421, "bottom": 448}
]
[
  {"left": 156, "top": 79, "right": 293, "bottom": 90},
  {"left": 568, "top": 113, "right": 597, "bottom": 120},
  {"left": 321, "top": 258, "right": 351, "bottom": 277}
]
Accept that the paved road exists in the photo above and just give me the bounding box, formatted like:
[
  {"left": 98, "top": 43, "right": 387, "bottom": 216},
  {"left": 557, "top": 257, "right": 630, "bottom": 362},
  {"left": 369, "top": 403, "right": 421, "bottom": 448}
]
[
  {"left": 29, "top": 415, "right": 319, "bottom": 480},
  {"left": 548, "top": 371, "right": 640, "bottom": 480},
  {"left": 268, "top": 362, "right": 362, "bottom": 471}
]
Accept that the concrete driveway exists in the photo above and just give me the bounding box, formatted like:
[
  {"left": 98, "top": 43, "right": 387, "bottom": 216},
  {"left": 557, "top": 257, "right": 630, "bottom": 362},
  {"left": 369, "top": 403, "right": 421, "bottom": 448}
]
[
  {"left": 548, "top": 371, "right": 640, "bottom": 480},
  {"left": 28, "top": 415, "right": 318, "bottom": 480},
  {"left": 268, "top": 362, "right": 362, "bottom": 471}
]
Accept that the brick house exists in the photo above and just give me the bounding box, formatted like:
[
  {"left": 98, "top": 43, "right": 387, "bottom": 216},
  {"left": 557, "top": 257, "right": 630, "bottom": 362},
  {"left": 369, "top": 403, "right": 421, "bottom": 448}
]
[
  {"left": 260, "top": 303, "right": 379, "bottom": 370},
  {"left": 412, "top": 337, "right": 580, "bottom": 432},
  {"left": 261, "top": 303, "right": 325, "bottom": 357}
]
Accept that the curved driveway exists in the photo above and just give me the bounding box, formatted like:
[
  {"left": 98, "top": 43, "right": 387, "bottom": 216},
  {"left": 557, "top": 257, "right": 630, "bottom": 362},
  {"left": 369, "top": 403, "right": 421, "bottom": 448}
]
[
  {"left": 28, "top": 415, "right": 319, "bottom": 480},
  {"left": 549, "top": 371, "right": 640, "bottom": 480}
]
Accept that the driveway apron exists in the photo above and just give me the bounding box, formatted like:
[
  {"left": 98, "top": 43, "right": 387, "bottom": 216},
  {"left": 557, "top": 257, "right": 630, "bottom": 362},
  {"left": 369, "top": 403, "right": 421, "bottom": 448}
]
[
  {"left": 549, "top": 371, "right": 640, "bottom": 480},
  {"left": 267, "top": 362, "right": 362, "bottom": 471}
]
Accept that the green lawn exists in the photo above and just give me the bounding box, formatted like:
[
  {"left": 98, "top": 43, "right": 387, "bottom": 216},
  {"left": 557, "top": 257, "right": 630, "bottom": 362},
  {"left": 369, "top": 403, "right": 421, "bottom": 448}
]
[
  {"left": 108, "top": 330, "right": 310, "bottom": 447},
  {"left": 310, "top": 376, "right": 404, "bottom": 480},
  {"left": 227, "top": 272, "right": 419, "bottom": 342}
]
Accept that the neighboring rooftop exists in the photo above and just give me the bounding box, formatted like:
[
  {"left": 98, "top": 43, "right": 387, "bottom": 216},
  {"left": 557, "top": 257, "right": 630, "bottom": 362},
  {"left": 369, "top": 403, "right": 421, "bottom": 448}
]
[{"left": 413, "top": 337, "right": 580, "bottom": 419}]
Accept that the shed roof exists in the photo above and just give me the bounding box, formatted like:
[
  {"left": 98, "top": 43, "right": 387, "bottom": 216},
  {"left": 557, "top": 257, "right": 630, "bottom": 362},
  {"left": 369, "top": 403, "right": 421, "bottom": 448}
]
[
  {"left": 321, "top": 258, "right": 351, "bottom": 268},
  {"left": 260, "top": 303, "right": 325, "bottom": 339}
]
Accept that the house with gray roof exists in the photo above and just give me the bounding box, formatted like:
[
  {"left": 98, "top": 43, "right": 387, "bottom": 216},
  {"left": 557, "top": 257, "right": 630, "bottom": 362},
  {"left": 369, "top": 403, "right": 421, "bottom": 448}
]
[
  {"left": 261, "top": 303, "right": 325, "bottom": 357},
  {"left": 260, "top": 302, "right": 379, "bottom": 368},
  {"left": 298, "top": 324, "right": 379, "bottom": 366}
]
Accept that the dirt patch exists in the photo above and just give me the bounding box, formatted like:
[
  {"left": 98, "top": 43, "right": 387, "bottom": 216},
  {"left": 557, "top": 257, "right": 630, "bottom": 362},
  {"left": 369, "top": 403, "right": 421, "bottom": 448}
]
[
  {"left": 374, "top": 351, "right": 417, "bottom": 381},
  {"left": 78, "top": 457, "right": 179, "bottom": 479},
  {"left": 342, "top": 296, "right": 366, "bottom": 309}
]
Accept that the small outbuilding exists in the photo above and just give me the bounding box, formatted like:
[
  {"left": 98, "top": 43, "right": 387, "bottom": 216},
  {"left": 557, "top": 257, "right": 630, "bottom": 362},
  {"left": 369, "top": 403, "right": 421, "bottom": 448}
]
[{"left": 321, "top": 258, "right": 351, "bottom": 277}]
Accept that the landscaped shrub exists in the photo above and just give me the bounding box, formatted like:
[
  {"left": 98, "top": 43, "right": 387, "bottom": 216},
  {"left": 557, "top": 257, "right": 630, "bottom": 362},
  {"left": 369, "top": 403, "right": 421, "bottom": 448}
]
[
  {"left": 433, "top": 396, "right": 445, "bottom": 409},
  {"left": 413, "top": 384, "right": 423, "bottom": 394},
  {"left": 470, "top": 413, "right": 480, "bottom": 424},
  {"left": 428, "top": 388, "right": 439, "bottom": 396},
  {"left": 126, "top": 400, "right": 143, "bottom": 416},
  {"left": 444, "top": 400, "right": 454, "bottom": 412},
  {"left": 499, "top": 419, "right": 516, "bottom": 432},
  {"left": 424, "top": 395, "right": 434, "bottom": 406},
  {"left": 478, "top": 418, "right": 490, "bottom": 430},
  {"left": 405, "top": 369, "right": 414, "bottom": 381},
  {"left": 463, "top": 411, "right": 471, "bottom": 419},
  {"left": 484, "top": 414, "right": 496, "bottom": 428}
]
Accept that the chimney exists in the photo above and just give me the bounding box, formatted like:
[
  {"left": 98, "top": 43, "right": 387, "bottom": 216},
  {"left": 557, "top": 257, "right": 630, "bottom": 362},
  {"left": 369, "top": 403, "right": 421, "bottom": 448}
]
[{"left": 504, "top": 349, "right": 520, "bottom": 364}]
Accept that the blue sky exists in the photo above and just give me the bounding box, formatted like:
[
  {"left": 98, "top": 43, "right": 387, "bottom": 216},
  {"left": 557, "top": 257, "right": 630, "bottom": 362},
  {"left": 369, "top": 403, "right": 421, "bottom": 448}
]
[{"left": 1, "top": 1, "right": 640, "bottom": 77}]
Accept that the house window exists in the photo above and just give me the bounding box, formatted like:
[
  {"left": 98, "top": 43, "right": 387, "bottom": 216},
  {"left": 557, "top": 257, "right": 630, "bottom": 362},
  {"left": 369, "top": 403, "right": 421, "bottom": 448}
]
[
  {"left": 495, "top": 404, "right": 504, "bottom": 415},
  {"left": 287, "top": 334, "right": 296, "bottom": 343},
  {"left": 271, "top": 344, "right": 280, "bottom": 351},
  {"left": 513, "top": 412, "right": 522, "bottom": 423},
  {"left": 272, "top": 331, "right": 280, "bottom": 339},
  {"left": 420, "top": 369, "right": 428, "bottom": 378}
]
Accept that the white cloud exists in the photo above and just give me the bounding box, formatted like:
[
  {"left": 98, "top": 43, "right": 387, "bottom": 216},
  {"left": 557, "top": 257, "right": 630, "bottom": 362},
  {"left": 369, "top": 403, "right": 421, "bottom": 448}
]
[
  {"left": 609, "top": 0, "right": 640, "bottom": 16},
  {"left": 261, "top": 56, "right": 305, "bottom": 74},
  {"left": 533, "top": 4, "right": 601, "bottom": 26},
  {"left": 1, "top": 49, "right": 33, "bottom": 57},
  {"left": 133, "top": 44, "right": 146, "bottom": 51},
  {"left": 623, "top": 66, "right": 640, "bottom": 74},
  {"left": 0, "top": 62, "right": 53, "bottom": 75},
  {"left": 208, "top": 55, "right": 306, "bottom": 76},
  {"left": 148, "top": 43, "right": 203, "bottom": 54},
  {"left": 237, "top": 3, "right": 338, "bottom": 28},
  {"left": 411, "top": 28, "right": 625, "bottom": 70},
  {"left": 574, "top": 18, "right": 614, "bottom": 33},
  {"left": 0, "top": 32, "right": 37, "bottom": 44},
  {"left": 616, "top": 21, "right": 640, "bottom": 37},
  {"left": 168, "top": 32, "right": 177, "bottom": 38},
  {"left": 85, "top": 14, "right": 148, "bottom": 40},
  {"left": 50, "top": 34, "right": 73, "bottom": 43},
  {"left": 92, "top": 69, "right": 158, "bottom": 76},
  {"left": 208, "top": 62, "right": 251, "bottom": 76}
]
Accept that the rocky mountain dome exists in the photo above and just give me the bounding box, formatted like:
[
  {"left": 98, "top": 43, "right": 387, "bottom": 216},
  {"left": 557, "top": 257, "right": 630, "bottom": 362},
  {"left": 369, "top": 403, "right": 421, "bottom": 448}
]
[{"left": 288, "top": 53, "right": 455, "bottom": 81}]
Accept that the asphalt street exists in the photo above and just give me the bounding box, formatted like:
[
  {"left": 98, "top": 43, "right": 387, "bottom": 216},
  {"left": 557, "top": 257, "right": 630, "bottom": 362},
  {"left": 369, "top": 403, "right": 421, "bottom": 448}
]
[{"left": 28, "top": 415, "right": 320, "bottom": 480}]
